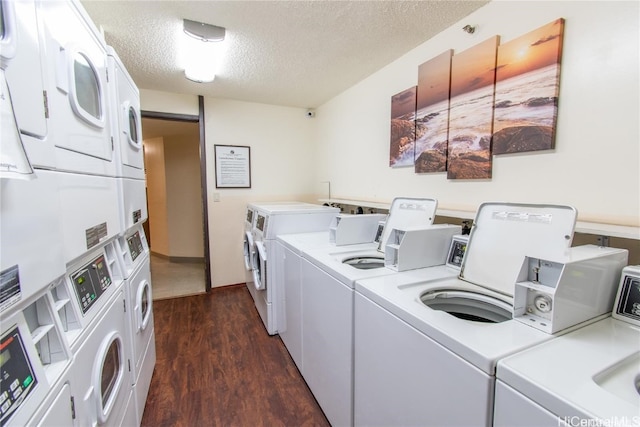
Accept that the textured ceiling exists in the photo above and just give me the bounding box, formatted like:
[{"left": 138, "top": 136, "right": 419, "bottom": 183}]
[{"left": 81, "top": 0, "right": 488, "bottom": 109}]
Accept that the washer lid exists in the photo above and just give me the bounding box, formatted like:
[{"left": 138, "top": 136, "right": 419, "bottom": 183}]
[
  {"left": 377, "top": 197, "right": 438, "bottom": 252},
  {"left": 460, "top": 202, "right": 576, "bottom": 297}
]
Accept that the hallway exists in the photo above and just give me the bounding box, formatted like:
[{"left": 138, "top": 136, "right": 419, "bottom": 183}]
[{"left": 150, "top": 254, "right": 206, "bottom": 300}]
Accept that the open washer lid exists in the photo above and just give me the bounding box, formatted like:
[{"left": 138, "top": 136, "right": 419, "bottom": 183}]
[
  {"left": 460, "top": 202, "right": 577, "bottom": 297},
  {"left": 377, "top": 197, "right": 438, "bottom": 252}
]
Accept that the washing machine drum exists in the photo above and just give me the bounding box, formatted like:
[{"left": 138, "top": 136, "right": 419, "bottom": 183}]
[
  {"left": 342, "top": 256, "right": 385, "bottom": 270},
  {"left": 420, "top": 289, "right": 512, "bottom": 323}
]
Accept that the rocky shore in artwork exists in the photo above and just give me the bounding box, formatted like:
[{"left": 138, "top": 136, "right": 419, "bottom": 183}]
[
  {"left": 389, "top": 116, "right": 415, "bottom": 165},
  {"left": 492, "top": 125, "right": 554, "bottom": 154},
  {"left": 447, "top": 135, "right": 492, "bottom": 179}
]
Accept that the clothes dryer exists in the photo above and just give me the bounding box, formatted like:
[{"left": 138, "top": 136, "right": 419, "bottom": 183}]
[
  {"left": 247, "top": 202, "right": 339, "bottom": 335},
  {"left": 1, "top": 0, "right": 48, "bottom": 163},
  {"left": 107, "top": 47, "right": 147, "bottom": 233},
  {"left": 352, "top": 203, "right": 628, "bottom": 427},
  {"left": 35, "top": 0, "right": 115, "bottom": 177}
]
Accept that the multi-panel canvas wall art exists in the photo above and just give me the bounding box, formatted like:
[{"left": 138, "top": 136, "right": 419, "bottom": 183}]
[
  {"left": 447, "top": 36, "right": 499, "bottom": 180},
  {"left": 389, "top": 86, "right": 417, "bottom": 168},
  {"left": 492, "top": 19, "right": 565, "bottom": 155},
  {"left": 415, "top": 50, "right": 453, "bottom": 173}
]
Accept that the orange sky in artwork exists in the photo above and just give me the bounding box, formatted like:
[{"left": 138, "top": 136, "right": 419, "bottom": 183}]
[
  {"left": 450, "top": 36, "right": 500, "bottom": 98},
  {"left": 391, "top": 86, "right": 417, "bottom": 118},
  {"left": 496, "top": 18, "right": 564, "bottom": 81},
  {"left": 417, "top": 50, "right": 453, "bottom": 108}
]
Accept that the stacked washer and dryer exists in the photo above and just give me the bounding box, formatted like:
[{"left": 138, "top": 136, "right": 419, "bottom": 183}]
[{"left": 0, "top": 0, "right": 154, "bottom": 425}]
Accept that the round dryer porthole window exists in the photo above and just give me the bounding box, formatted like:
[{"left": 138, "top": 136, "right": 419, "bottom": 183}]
[
  {"left": 69, "top": 50, "right": 105, "bottom": 129},
  {"left": 94, "top": 331, "right": 124, "bottom": 424},
  {"left": 125, "top": 102, "right": 141, "bottom": 149}
]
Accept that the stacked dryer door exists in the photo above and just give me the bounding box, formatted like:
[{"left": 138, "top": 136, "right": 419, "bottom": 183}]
[
  {"left": 107, "top": 47, "right": 147, "bottom": 233},
  {"left": 115, "top": 224, "right": 156, "bottom": 426}
]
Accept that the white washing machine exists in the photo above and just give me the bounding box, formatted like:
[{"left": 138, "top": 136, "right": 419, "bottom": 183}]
[
  {"left": 0, "top": 286, "right": 73, "bottom": 426},
  {"left": 248, "top": 202, "right": 339, "bottom": 335},
  {"left": 69, "top": 285, "right": 136, "bottom": 427},
  {"left": 275, "top": 231, "right": 338, "bottom": 371},
  {"left": 494, "top": 266, "right": 640, "bottom": 427},
  {"left": 352, "top": 203, "right": 628, "bottom": 427},
  {"left": 289, "top": 198, "right": 442, "bottom": 426},
  {"left": 1, "top": 170, "right": 65, "bottom": 313},
  {"left": 107, "top": 46, "right": 147, "bottom": 233},
  {"left": 243, "top": 206, "right": 256, "bottom": 290},
  {"left": 114, "top": 225, "right": 155, "bottom": 426}
]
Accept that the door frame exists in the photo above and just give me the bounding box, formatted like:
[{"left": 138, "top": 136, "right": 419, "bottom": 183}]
[{"left": 141, "top": 95, "right": 212, "bottom": 292}]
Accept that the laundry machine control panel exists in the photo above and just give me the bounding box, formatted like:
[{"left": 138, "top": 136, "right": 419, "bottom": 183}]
[
  {"left": 126, "top": 231, "right": 144, "bottom": 263},
  {"left": 0, "top": 327, "right": 38, "bottom": 424},
  {"left": 613, "top": 266, "right": 640, "bottom": 326},
  {"left": 71, "top": 254, "right": 113, "bottom": 314}
]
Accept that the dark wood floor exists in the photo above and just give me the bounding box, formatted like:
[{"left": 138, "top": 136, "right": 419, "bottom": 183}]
[{"left": 141, "top": 284, "right": 330, "bottom": 427}]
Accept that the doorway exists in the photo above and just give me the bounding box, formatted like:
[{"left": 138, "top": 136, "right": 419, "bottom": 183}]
[{"left": 141, "top": 112, "right": 210, "bottom": 300}]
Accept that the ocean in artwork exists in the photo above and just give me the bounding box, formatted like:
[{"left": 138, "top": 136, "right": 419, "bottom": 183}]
[{"left": 492, "top": 64, "right": 559, "bottom": 154}]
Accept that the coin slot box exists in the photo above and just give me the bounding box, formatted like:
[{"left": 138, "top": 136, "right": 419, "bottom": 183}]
[
  {"left": 513, "top": 245, "right": 628, "bottom": 334},
  {"left": 384, "top": 224, "right": 461, "bottom": 272},
  {"left": 329, "top": 214, "right": 387, "bottom": 246}
]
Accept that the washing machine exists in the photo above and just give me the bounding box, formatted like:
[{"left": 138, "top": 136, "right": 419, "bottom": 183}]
[
  {"left": 69, "top": 285, "right": 136, "bottom": 427},
  {"left": 243, "top": 205, "right": 256, "bottom": 289},
  {"left": 494, "top": 266, "right": 640, "bottom": 427},
  {"left": 0, "top": 285, "right": 73, "bottom": 426},
  {"left": 107, "top": 46, "right": 147, "bottom": 233},
  {"left": 275, "top": 231, "right": 340, "bottom": 371},
  {"left": 352, "top": 202, "right": 628, "bottom": 426},
  {"left": 114, "top": 224, "right": 155, "bottom": 426},
  {"left": 248, "top": 202, "right": 339, "bottom": 335}
]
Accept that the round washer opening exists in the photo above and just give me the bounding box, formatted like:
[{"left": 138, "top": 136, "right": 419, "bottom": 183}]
[
  {"left": 420, "top": 289, "right": 512, "bottom": 323},
  {"left": 342, "top": 256, "right": 385, "bottom": 270}
]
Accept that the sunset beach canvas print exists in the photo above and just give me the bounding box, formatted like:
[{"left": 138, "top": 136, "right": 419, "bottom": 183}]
[
  {"left": 415, "top": 50, "right": 452, "bottom": 173},
  {"left": 389, "top": 86, "right": 417, "bottom": 168},
  {"left": 447, "top": 36, "right": 499, "bottom": 180},
  {"left": 492, "top": 19, "right": 564, "bottom": 155}
]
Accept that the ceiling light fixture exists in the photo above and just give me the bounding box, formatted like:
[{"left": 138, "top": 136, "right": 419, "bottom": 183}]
[{"left": 182, "top": 19, "right": 226, "bottom": 83}]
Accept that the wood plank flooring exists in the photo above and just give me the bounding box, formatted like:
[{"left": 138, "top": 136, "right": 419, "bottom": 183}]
[{"left": 141, "top": 285, "right": 330, "bottom": 427}]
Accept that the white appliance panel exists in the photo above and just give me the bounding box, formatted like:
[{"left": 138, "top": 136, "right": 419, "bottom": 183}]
[
  {"left": 1, "top": 170, "right": 65, "bottom": 312},
  {"left": 494, "top": 381, "right": 567, "bottom": 427},
  {"left": 301, "top": 258, "right": 353, "bottom": 427},
  {"left": 118, "top": 177, "right": 147, "bottom": 232},
  {"left": 355, "top": 291, "right": 493, "bottom": 426},
  {"left": 276, "top": 242, "right": 303, "bottom": 370},
  {"left": 57, "top": 172, "right": 121, "bottom": 264}
]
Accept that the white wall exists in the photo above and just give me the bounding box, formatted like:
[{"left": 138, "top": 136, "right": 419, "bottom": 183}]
[
  {"left": 140, "top": 88, "right": 199, "bottom": 116},
  {"left": 143, "top": 137, "right": 170, "bottom": 256},
  {"left": 203, "top": 98, "right": 317, "bottom": 287},
  {"left": 164, "top": 133, "right": 204, "bottom": 258},
  {"left": 316, "top": 1, "right": 639, "bottom": 228}
]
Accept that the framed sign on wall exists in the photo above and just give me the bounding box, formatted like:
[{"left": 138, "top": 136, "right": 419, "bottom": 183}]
[{"left": 214, "top": 145, "right": 251, "bottom": 188}]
